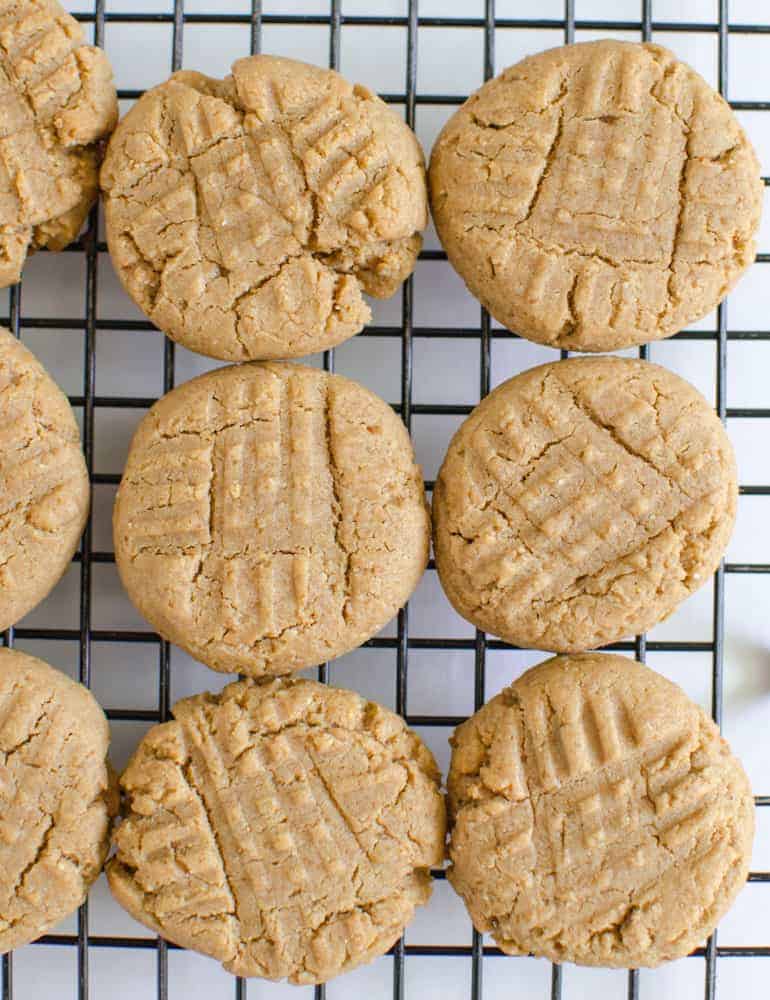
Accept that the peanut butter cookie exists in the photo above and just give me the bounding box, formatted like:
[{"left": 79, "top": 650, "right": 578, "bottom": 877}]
[
  {"left": 448, "top": 653, "right": 754, "bottom": 967},
  {"left": 101, "top": 54, "right": 427, "bottom": 361},
  {"left": 0, "top": 0, "right": 117, "bottom": 286},
  {"left": 429, "top": 40, "right": 762, "bottom": 351},
  {"left": 0, "top": 648, "right": 115, "bottom": 952},
  {"left": 113, "top": 361, "right": 430, "bottom": 676},
  {"left": 108, "top": 677, "right": 445, "bottom": 983},
  {"left": 0, "top": 328, "right": 89, "bottom": 631},
  {"left": 432, "top": 356, "right": 736, "bottom": 651}
]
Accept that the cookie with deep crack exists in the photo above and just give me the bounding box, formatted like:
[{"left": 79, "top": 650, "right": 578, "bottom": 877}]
[
  {"left": 108, "top": 677, "right": 446, "bottom": 983},
  {"left": 100, "top": 54, "right": 427, "bottom": 361},
  {"left": 0, "top": 0, "right": 117, "bottom": 287},
  {"left": 432, "top": 356, "right": 737, "bottom": 651},
  {"left": 429, "top": 40, "right": 762, "bottom": 352},
  {"left": 113, "top": 360, "right": 430, "bottom": 676},
  {"left": 448, "top": 652, "right": 754, "bottom": 967},
  {"left": 0, "top": 328, "right": 90, "bottom": 631},
  {"left": 0, "top": 648, "right": 115, "bottom": 952}
]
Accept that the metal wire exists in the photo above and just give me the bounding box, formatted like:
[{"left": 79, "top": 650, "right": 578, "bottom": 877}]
[
  {"left": 1, "top": 276, "right": 20, "bottom": 1000},
  {"left": 1, "top": 1, "right": 766, "bottom": 998}
]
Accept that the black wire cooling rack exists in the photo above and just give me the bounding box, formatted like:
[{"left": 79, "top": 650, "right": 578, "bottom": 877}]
[{"left": 2, "top": 1, "right": 769, "bottom": 998}]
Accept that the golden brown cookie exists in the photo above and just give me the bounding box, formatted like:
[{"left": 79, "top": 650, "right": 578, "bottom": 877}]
[
  {"left": 448, "top": 653, "right": 754, "bottom": 967},
  {"left": 100, "top": 54, "right": 427, "bottom": 361},
  {"left": 114, "top": 361, "right": 429, "bottom": 676},
  {"left": 433, "top": 356, "right": 736, "bottom": 651},
  {"left": 108, "top": 677, "right": 445, "bottom": 983},
  {"left": 0, "top": 0, "right": 117, "bottom": 286},
  {"left": 0, "top": 328, "right": 90, "bottom": 631},
  {"left": 0, "top": 648, "right": 115, "bottom": 951},
  {"left": 429, "top": 40, "right": 762, "bottom": 351}
]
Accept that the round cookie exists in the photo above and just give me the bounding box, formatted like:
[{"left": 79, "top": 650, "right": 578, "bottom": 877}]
[
  {"left": 432, "top": 356, "right": 736, "bottom": 652},
  {"left": 100, "top": 54, "right": 427, "bottom": 361},
  {"left": 448, "top": 653, "right": 754, "bottom": 967},
  {"left": 108, "top": 677, "right": 446, "bottom": 983},
  {"left": 114, "top": 361, "right": 429, "bottom": 676},
  {"left": 0, "top": 0, "right": 117, "bottom": 287},
  {"left": 0, "top": 328, "right": 90, "bottom": 631},
  {"left": 429, "top": 40, "right": 762, "bottom": 352},
  {"left": 0, "top": 648, "right": 115, "bottom": 951}
]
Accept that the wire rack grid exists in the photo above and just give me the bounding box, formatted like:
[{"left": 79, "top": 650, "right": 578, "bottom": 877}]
[{"left": 2, "top": 0, "right": 770, "bottom": 998}]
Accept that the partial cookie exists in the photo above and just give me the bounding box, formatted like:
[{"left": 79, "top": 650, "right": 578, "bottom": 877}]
[
  {"left": 100, "top": 54, "right": 427, "bottom": 361},
  {"left": 429, "top": 40, "right": 762, "bottom": 351},
  {"left": 433, "top": 356, "right": 736, "bottom": 651},
  {"left": 108, "top": 677, "right": 445, "bottom": 983},
  {"left": 0, "top": 328, "right": 90, "bottom": 630},
  {"left": 114, "top": 361, "right": 429, "bottom": 676},
  {"left": 448, "top": 652, "right": 754, "bottom": 967},
  {"left": 0, "top": 648, "right": 115, "bottom": 951},
  {"left": 0, "top": 0, "right": 117, "bottom": 286}
]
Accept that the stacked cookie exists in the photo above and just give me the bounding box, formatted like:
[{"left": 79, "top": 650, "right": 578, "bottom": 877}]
[{"left": 0, "top": 21, "right": 761, "bottom": 985}]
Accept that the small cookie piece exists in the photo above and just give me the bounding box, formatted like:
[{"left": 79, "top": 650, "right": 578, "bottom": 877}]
[
  {"left": 448, "top": 653, "right": 754, "bottom": 967},
  {"left": 108, "top": 677, "right": 446, "bottom": 983},
  {"left": 433, "top": 356, "right": 736, "bottom": 651},
  {"left": 0, "top": 0, "right": 118, "bottom": 287},
  {"left": 0, "top": 648, "right": 115, "bottom": 952},
  {"left": 100, "top": 54, "right": 427, "bottom": 361},
  {"left": 114, "top": 361, "right": 429, "bottom": 676},
  {"left": 429, "top": 40, "right": 762, "bottom": 351},
  {"left": 0, "top": 328, "right": 90, "bottom": 630}
]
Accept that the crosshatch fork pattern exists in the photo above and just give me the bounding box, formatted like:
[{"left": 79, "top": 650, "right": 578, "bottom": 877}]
[{"left": 0, "top": 1, "right": 769, "bottom": 999}]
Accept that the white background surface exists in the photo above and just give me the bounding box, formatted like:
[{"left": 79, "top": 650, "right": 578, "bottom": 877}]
[{"left": 6, "top": 0, "right": 770, "bottom": 997}]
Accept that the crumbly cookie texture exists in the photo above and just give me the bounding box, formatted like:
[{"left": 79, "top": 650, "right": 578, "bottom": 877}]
[
  {"left": 448, "top": 653, "right": 754, "bottom": 967},
  {"left": 108, "top": 678, "right": 446, "bottom": 983},
  {"left": 113, "top": 361, "right": 430, "bottom": 676},
  {"left": 429, "top": 40, "right": 762, "bottom": 352},
  {"left": 100, "top": 54, "right": 427, "bottom": 361},
  {"left": 432, "top": 356, "right": 736, "bottom": 652},
  {"left": 0, "top": 648, "right": 115, "bottom": 952},
  {"left": 0, "top": 0, "right": 117, "bottom": 286},
  {"left": 0, "top": 327, "right": 89, "bottom": 630}
]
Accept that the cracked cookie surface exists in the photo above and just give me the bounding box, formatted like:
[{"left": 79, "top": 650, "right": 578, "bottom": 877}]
[
  {"left": 0, "top": 648, "right": 115, "bottom": 951},
  {"left": 0, "top": 327, "right": 90, "bottom": 630},
  {"left": 113, "top": 360, "right": 430, "bottom": 676},
  {"left": 0, "top": 0, "right": 117, "bottom": 286},
  {"left": 432, "top": 356, "right": 737, "bottom": 652},
  {"left": 448, "top": 653, "right": 754, "bottom": 967},
  {"left": 108, "top": 677, "right": 446, "bottom": 983},
  {"left": 429, "top": 40, "right": 762, "bottom": 352},
  {"left": 100, "top": 54, "right": 427, "bottom": 362}
]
